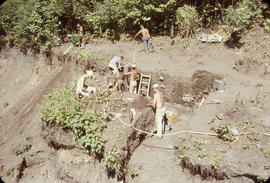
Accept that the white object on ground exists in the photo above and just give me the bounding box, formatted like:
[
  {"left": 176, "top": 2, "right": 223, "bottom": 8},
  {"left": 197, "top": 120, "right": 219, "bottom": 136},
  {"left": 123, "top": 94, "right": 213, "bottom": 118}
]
[
  {"left": 201, "top": 34, "right": 222, "bottom": 43},
  {"left": 76, "top": 86, "right": 96, "bottom": 97},
  {"left": 214, "top": 80, "right": 225, "bottom": 92}
]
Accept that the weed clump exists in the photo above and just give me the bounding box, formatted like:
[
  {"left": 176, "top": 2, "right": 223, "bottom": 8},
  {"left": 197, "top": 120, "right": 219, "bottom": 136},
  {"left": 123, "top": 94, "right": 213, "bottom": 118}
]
[
  {"left": 12, "top": 144, "right": 32, "bottom": 156},
  {"left": 212, "top": 123, "right": 237, "bottom": 142}
]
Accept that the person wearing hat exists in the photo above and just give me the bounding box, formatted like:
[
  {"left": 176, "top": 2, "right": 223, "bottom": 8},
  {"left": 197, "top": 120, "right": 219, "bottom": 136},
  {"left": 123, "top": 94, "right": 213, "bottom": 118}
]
[
  {"left": 148, "top": 84, "right": 166, "bottom": 138},
  {"left": 109, "top": 56, "right": 124, "bottom": 76},
  {"left": 124, "top": 64, "right": 138, "bottom": 94},
  {"left": 76, "top": 70, "right": 96, "bottom": 98}
]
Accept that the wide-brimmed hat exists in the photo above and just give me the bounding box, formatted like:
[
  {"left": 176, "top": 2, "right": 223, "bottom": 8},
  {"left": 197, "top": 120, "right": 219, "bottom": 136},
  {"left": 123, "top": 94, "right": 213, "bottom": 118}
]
[
  {"left": 86, "top": 70, "right": 93, "bottom": 77},
  {"left": 152, "top": 84, "right": 159, "bottom": 88},
  {"left": 131, "top": 64, "right": 136, "bottom": 68}
]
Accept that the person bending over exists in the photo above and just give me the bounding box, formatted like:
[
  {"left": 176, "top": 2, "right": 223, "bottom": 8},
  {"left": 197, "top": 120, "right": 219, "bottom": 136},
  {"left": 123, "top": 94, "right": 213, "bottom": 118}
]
[{"left": 109, "top": 56, "right": 124, "bottom": 76}]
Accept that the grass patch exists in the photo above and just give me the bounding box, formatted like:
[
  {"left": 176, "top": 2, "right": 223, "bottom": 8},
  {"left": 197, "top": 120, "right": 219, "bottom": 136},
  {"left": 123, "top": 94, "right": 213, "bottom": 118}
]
[
  {"left": 3, "top": 167, "right": 14, "bottom": 177},
  {"left": 178, "top": 137, "right": 190, "bottom": 159},
  {"left": 212, "top": 123, "right": 237, "bottom": 142},
  {"left": 198, "top": 151, "right": 208, "bottom": 159},
  {"left": 11, "top": 144, "right": 32, "bottom": 156},
  {"left": 260, "top": 146, "right": 270, "bottom": 156},
  {"left": 128, "top": 168, "right": 139, "bottom": 179}
]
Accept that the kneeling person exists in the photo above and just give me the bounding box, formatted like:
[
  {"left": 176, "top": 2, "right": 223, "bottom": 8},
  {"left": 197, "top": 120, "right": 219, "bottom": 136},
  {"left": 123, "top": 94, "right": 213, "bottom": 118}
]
[{"left": 76, "top": 70, "right": 96, "bottom": 98}]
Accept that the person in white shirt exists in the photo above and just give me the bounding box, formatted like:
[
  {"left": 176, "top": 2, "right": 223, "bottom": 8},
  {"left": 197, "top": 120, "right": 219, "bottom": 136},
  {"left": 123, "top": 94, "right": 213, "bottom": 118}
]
[
  {"left": 148, "top": 84, "right": 166, "bottom": 138},
  {"left": 76, "top": 70, "right": 96, "bottom": 98},
  {"left": 109, "top": 56, "right": 124, "bottom": 75}
]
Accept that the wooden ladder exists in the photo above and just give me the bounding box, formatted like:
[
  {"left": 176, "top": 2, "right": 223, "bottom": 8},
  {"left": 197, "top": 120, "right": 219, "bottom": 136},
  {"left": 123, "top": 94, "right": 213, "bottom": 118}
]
[{"left": 138, "top": 74, "right": 151, "bottom": 96}]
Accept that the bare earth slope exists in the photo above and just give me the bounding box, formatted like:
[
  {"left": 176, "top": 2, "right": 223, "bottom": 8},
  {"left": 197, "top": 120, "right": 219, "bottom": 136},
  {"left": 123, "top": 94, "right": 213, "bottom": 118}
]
[{"left": 0, "top": 29, "right": 270, "bottom": 182}]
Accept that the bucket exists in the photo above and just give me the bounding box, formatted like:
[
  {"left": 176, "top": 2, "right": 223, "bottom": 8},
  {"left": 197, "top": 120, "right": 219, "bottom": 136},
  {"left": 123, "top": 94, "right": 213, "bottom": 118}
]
[
  {"left": 166, "top": 111, "right": 179, "bottom": 123},
  {"left": 214, "top": 80, "right": 225, "bottom": 92}
]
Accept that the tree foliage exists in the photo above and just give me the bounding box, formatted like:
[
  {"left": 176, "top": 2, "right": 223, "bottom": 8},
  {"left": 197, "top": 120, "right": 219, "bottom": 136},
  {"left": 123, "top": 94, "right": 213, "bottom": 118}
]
[{"left": 0, "top": 0, "right": 269, "bottom": 52}]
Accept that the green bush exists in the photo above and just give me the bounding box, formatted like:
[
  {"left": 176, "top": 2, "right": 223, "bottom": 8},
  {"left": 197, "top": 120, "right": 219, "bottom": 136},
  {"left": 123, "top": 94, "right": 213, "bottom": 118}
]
[
  {"left": 102, "top": 146, "right": 123, "bottom": 178},
  {"left": 223, "top": 0, "right": 267, "bottom": 31},
  {"left": 176, "top": 5, "right": 201, "bottom": 37},
  {"left": 40, "top": 86, "right": 81, "bottom": 128},
  {"left": 213, "top": 123, "right": 237, "bottom": 142},
  {"left": 40, "top": 86, "right": 107, "bottom": 157},
  {"left": 0, "top": 0, "right": 269, "bottom": 50}
]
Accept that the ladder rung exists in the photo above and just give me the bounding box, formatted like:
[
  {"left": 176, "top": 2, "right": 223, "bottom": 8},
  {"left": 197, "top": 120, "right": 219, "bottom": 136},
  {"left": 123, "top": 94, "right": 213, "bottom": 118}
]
[
  {"left": 142, "top": 75, "right": 150, "bottom": 78},
  {"left": 140, "top": 82, "right": 149, "bottom": 85},
  {"left": 139, "top": 89, "right": 148, "bottom": 92}
]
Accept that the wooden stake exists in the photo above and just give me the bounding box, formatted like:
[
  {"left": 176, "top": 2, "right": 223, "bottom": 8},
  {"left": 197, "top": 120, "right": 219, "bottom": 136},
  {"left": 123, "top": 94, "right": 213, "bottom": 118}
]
[
  {"left": 235, "top": 91, "right": 240, "bottom": 104},
  {"left": 264, "top": 63, "right": 269, "bottom": 79}
]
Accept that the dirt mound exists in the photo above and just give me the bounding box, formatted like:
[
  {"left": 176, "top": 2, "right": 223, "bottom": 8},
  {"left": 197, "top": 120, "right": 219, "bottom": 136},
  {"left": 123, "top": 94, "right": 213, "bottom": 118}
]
[{"left": 191, "top": 70, "right": 217, "bottom": 95}]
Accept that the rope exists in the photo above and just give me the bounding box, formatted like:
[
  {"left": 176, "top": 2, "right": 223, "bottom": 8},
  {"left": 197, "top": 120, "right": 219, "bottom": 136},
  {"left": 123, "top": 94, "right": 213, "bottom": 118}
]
[
  {"left": 111, "top": 113, "right": 217, "bottom": 137},
  {"left": 111, "top": 112, "right": 270, "bottom": 138}
]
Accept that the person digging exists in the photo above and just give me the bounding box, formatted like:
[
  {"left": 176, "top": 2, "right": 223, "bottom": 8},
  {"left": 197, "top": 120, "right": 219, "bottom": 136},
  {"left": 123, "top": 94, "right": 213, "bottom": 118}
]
[
  {"left": 124, "top": 64, "right": 138, "bottom": 94},
  {"left": 109, "top": 56, "right": 124, "bottom": 76},
  {"left": 76, "top": 70, "right": 96, "bottom": 98},
  {"left": 134, "top": 24, "right": 151, "bottom": 54},
  {"left": 147, "top": 84, "right": 166, "bottom": 138}
]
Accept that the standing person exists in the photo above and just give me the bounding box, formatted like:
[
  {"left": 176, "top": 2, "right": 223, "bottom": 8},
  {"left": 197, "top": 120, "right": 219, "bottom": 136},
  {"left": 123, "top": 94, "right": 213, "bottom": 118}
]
[
  {"left": 124, "top": 64, "right": 138, "bottom": 94},
  {"left": 134, "top": 24, "right": 151, "bottom": 54},
  {"left": 109, "top": 56, "right": 124, "bottom": 76},
  {"left": 76, "top": 70, "right": 96, "bottom": 98},
  {"left": 76, "top": 23, "right": 83, "bottom": 47},
  {"left": 148, "top": 84, "right": 166, "bottom": 138}
]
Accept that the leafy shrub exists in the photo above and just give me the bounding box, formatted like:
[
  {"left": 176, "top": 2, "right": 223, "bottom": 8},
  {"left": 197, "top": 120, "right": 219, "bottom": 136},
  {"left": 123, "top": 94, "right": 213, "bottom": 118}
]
[
  {"left": 40, "top": 86, "right": 107, "bottom": 157},
  {"left": 213, "top": 123, "right": 237, "bottom": 142},
  {"left": 223, "top": 0, "right": 267, "bottom": 31},
  {"left": 128, "top": 169, "right": 139, "bottom": 179},
  {"left": 200, "top": 2, "right": 223, "bottom": 28},
  {"left": 176, "top": 5, "right": 201, "bottom": 38},
  {"left": 102, "top": 146, "right": 123, "bottom": 178},
  {"left": 178, "top": 137, "right": 189, "bottom": 159},
  {"left": 260, "top": 146, "right": 270, "bottom": 156},
  {"left": 263, "top": 18, "right": 270, "bottom": 32},
  {"left": 40, "top": 86, "right": 81, "bottom": 128}
]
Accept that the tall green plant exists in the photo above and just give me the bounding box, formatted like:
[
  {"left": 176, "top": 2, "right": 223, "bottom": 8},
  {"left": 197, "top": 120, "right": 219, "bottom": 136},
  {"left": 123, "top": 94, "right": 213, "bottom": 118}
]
[
  {"left": 223, "top": 0, "right": 267, "bottom": 30},
  {"left": 176, "top": 5, "right": 201, "bottom": 37},
  {"left": 13, "top": 0, "right": 58, "bottom": 52},
  {"left": 40, "top": 86, "right": 107, "bottom": 157}
]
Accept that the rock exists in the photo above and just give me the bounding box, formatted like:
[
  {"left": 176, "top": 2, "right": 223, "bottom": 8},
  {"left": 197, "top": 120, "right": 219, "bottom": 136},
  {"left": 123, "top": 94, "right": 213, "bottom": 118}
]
[
  {"left": 262, "top": 116, "right": 270, "bottom": 128},
  {"left": 256, "top": 82, "right": 263, "bottom": 87},
  {"left": 216, "top": 113, "right": 224, "bottom": 120},
  {"left": 160, "top": 76, "right": 164, "bottom": 81},
  {"left": 229, "top": 127, "right": 239, "bottom": 135},
  {"left": 160, "top": 85, "right": 166, "bottom": 89},
  {"left": 58, "top": 149, "right": 92, "bottom": 164},
  {"left": 182, "top": 94, "right": 193, "bottom": 103}
]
